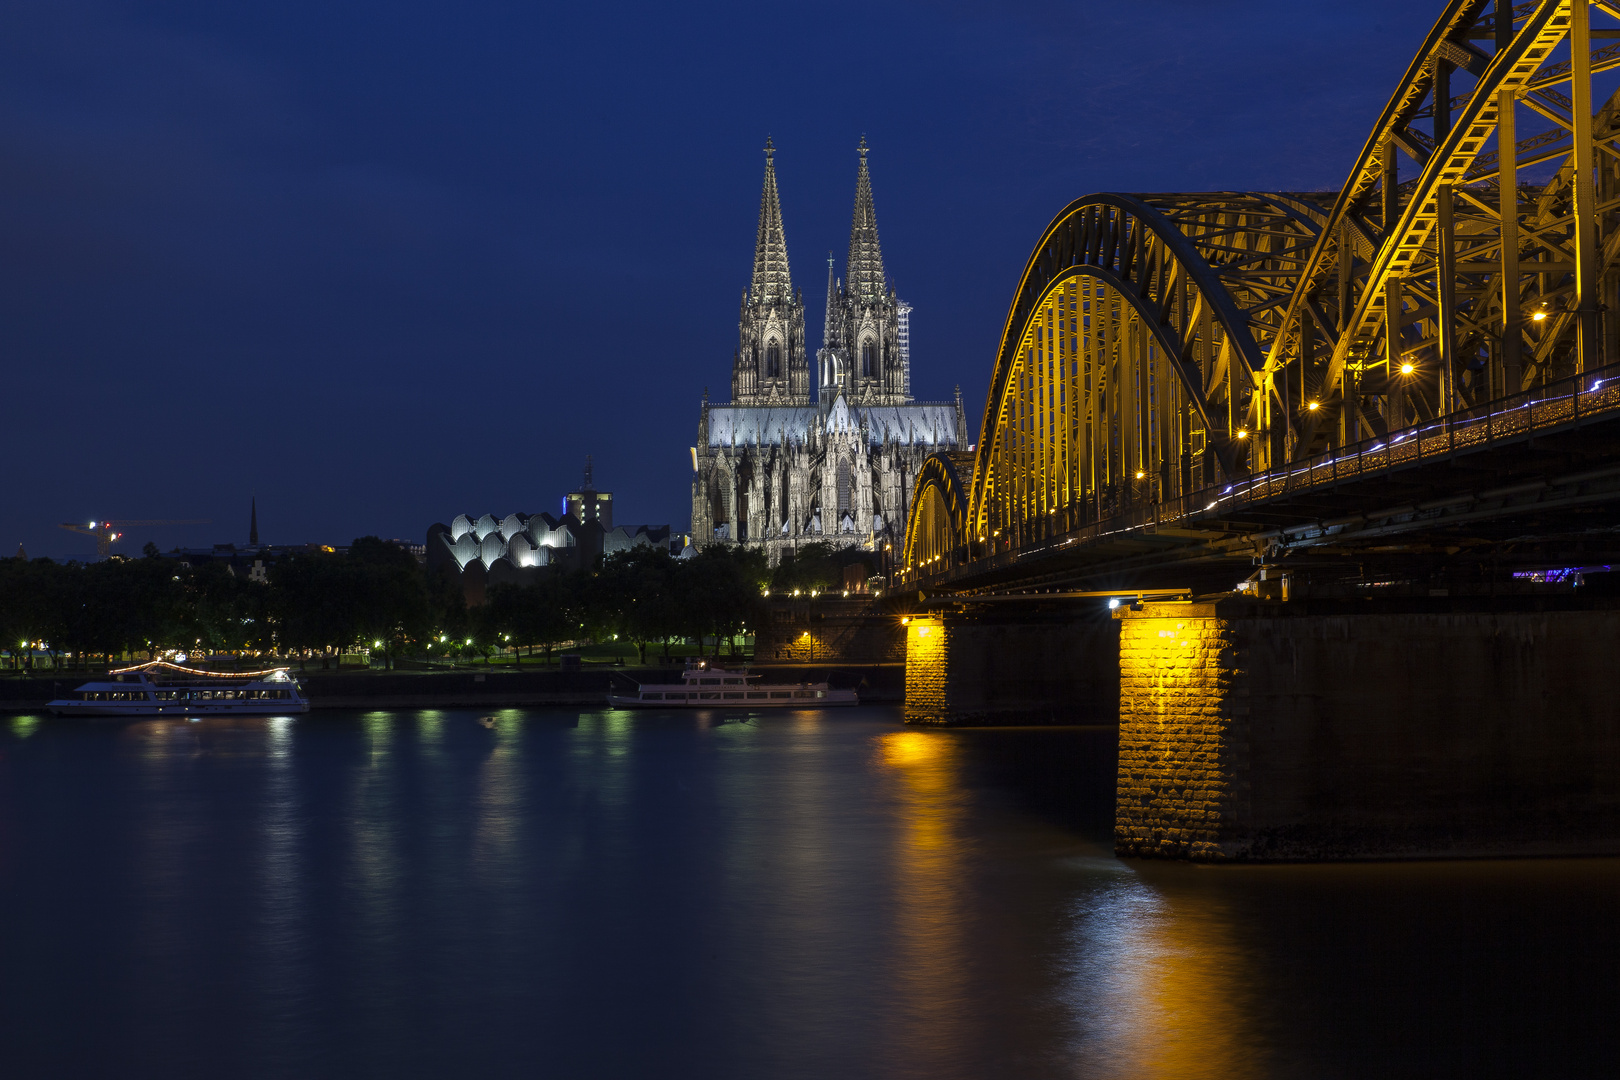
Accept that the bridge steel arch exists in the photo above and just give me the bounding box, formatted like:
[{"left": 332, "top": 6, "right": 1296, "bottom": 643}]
[
  {"left": 959, "top": 191, "right": 1327, "bottom": 559},
  {"left": 899, "top": 453, "right": 970, "bottom": 576},
  {"left": 903, "top": 0, "right": 1620, "bottom": 586}
]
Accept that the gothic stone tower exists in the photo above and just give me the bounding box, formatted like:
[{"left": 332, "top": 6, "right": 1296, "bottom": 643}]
[
  {"left": 733, "top": 139, "right": 810, "bottom": 404},
  {"left": 819, "top": 138, "right": 909, "bottom": 405},
  {"left": 693, "top": 139, "right": 968, "bottom": 564}
]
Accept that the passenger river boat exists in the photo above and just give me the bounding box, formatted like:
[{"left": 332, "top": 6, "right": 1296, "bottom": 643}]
[
  {"left": 47, "top": 660, "right": 310, "bottom": 717},
  {"left": 607, "top": 659, "right": 858, "bottom": 709}
]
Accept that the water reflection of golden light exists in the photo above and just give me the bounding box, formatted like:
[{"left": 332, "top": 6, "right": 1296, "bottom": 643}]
[
  {"left": 880, "top": 730, "right": 942, "bottom": 768},
  {"left": 878, "top": 730, "right": 969, "bottom": 1073},
  {"left": 1068, "top": 873, "right": 1263, "bottom": 1079}
]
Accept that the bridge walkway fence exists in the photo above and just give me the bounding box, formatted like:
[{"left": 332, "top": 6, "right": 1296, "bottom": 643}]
[{"left": 905, "top": 359, "right": 1620, "bottom": 591}]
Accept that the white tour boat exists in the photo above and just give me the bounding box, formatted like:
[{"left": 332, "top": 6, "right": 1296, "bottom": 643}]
[
  {"left": 607, "top": 659, "right": 858, "bottom": 709},
  {"left": 47, "top": 660, "right": 310, "bottom": 718}
]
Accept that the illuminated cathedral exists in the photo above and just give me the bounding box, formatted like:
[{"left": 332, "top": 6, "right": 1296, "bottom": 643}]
[{"left": 691, "top": 138, "right": 967, "bottom": 563}]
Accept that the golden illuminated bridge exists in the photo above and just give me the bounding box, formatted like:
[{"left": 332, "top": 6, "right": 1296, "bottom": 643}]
[{"left": 903, "top": 0, "right": 1620, "bottom": 597}]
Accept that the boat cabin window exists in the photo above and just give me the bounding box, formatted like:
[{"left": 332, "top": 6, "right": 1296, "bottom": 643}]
[
  {"left": 700, "top": 678, "right": 720, "bottom": 685},
  {"left": 723, "top": 678, "right": 742, "bottom": 685}
]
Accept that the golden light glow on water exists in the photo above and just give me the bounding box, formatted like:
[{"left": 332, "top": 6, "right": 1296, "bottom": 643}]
[
  {"left": 878, "top": 729, "right": 971, "bottom": 1073},
  {"left": 881, "top": 723, "right": 1262, "bottom": 1079},
  {"left": 881, "top": 729, "right": 942, "bottom": 768},
  {"left": 1066, "top": 874, "right": 1263, "bottom": 1079}
]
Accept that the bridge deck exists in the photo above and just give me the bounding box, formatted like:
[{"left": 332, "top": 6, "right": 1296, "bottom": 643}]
[{"left": 913, "top": 363, "right": 1620, "bottom": 595}]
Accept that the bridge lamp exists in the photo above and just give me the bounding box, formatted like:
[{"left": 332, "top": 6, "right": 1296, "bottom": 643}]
[
  {"left": 1307, "top": 400, "right": 1320, "bottom": 411},
  {"left": 1532, "top": 308, "right": 1549, "bottom": 322},
  {"left": 1135, "top": 471, "right": 1145, "bottom": 480},
  {"left": 1400, "top": 362, "right": 1415, "bottom": 375},
  {"left": 1236, "top": 429, "right": 1249, "bottom": 439},
  {"left": 1108, "top": 598, "right": 1120, "bottom": 609}
]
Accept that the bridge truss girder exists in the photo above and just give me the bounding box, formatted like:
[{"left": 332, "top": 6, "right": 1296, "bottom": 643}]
[
  {"left": 904, "top": 0, "right": 1620, "bottom": 586},
  {"left": 1273, "top": 0, "right": 1620, "bottom": 458}
]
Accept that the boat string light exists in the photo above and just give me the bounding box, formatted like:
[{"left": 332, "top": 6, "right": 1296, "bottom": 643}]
[{"left": 109, "top": 660, "right": 291, "bottom": 678}]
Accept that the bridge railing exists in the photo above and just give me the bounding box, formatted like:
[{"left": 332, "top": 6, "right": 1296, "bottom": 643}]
[
  {"left": 903, "top": 361, "right": 1620, "bottom": 588},
  {"left": 1210, "top": 360, "right": 1620, "bottom": 516}
]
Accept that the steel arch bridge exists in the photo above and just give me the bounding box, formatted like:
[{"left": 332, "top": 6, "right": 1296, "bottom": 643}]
[{"left": 904, "top": 0, "right": 1620, "bottom": 590}]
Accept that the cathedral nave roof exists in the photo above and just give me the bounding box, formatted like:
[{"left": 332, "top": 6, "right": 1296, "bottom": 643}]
[{"left": 704, "top": 401, "right": 961, "bottom": 449}]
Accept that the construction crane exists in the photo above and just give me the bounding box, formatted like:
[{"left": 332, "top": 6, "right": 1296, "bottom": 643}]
[{"left": 58, "top": 519, "right": 210, "bottom": 559}]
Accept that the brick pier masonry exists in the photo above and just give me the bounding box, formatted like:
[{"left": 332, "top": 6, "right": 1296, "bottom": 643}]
[{"left": 907, "top": 596, "right": 1620, "bottom": 861}]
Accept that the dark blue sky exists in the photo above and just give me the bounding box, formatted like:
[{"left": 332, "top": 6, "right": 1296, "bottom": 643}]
[{"left": 2, "top": 0, "right": 1436, "bottom": 559}]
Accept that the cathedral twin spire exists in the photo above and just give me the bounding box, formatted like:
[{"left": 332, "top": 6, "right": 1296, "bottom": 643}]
[
  {"left": 751, "top": 138, "right": 793, "bottom": 304},
  {"left": 734, "top": 138, "right": 807, "bottom": 404},
  {"left": 846, "top": 137, "right": 886, "bottom": 306},
  {"left": 735, "top": 137, "right": 904, "bottom": 407}
]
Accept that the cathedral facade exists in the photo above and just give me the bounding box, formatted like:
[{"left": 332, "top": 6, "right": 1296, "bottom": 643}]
[{"left": 691, "top": 139, "right": 967, "bottom": 565}]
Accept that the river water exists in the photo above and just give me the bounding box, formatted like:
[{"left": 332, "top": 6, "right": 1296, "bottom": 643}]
[{"left": 0, "top": 707, "right": 1615, "bottom": 1079}]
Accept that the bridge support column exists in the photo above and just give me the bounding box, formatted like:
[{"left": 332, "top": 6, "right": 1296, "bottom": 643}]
[
  {"left": 903, "top": 608, "right": 1119, "bottom": 725},
  {"left": 1115, "top": 599, "right": 1620, "bottom": 861}
]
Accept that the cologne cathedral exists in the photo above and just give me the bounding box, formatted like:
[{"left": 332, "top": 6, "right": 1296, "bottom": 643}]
[{"left": 691, "top": 138, "right": 968, "bottom": 564}]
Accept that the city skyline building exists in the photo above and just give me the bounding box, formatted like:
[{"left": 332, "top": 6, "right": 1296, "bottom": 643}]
[{"left": 429, "top": 463, "right": 677, "bottom": 605}]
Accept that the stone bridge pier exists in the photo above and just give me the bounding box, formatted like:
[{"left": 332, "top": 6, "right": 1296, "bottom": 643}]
[
  {"left": 903, "top": 607, "right": 1120, "bottom": 726},
  {"left": 905, "top": 597, "right": 1620, "bottom": 860}
]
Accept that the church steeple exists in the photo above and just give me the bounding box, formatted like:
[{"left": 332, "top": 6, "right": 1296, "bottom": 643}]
[
  {"left": 827, "top": 137, "right": 906, "bottom": 405},
  {"left": 751, "top": 138, "right": 793, "bottom": 304},
  {"left": 846, "top": 137, "right": 886, "bottom": 304},
  {"left": 734, "top": 138, "right": 809, "bottom": 405},
  {"left": 822, "top": 252, "right": 838, "bottom": 351},
  {"left": 249, "top": 497, "right": 258, "bottom": 546}
]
